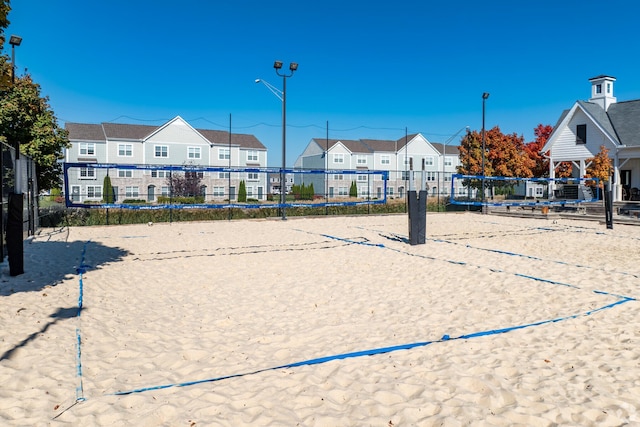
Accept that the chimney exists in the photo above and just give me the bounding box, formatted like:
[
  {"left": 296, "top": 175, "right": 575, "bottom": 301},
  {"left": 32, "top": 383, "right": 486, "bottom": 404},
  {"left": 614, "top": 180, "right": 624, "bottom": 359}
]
[{"left": 588, "top": 75, "right": 617, "bottom": 111}]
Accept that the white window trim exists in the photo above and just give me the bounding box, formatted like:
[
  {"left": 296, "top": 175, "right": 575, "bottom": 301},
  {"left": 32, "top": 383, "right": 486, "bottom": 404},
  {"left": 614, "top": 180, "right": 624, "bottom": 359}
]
[
  {"left": 86, "top": 185, "right": 102, "bottom": 199},
  {"left": 219, "top": 148, "right": 230, "bottom": 160},
  {"left": 80, "top": 142, "right": 96, "bottom": 156},
  {"left": 246, "top": 150, "right": 258, "bottom": 162},
  {"left": 154, "top": 145, "right": 169, "bottom": 158},
  {"left": 188, "top": 146, "right": 202, "bottom": 159},
  {"left": 118, "top": 144, "right": 133, "bottom": 157}
]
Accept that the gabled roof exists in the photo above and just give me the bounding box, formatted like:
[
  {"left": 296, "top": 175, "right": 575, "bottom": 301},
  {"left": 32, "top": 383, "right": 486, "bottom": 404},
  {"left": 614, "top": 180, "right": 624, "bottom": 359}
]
[
  {"left": 102, "top": 123, "right": 158, "bottom": 140},
  {"left": 360, "top": 139, "right": 397, "bottom": 152},
  {"left": 431, "top": 142, "right": 460, "bottom": 156},
  {"left": 197, "top": 129, "right": 265, "bottom": 149},
  {"left": 65, "top": 119, "right": 266, "bottom": 149},
  {"left": 65, "top": 123, "right": 106, "bottom": 141},
  {"left": 576, "top": 100, "right": 618, "bottom": 141},
  {"left": 607, "top": 99, "right": 640, "bottom": 147}
]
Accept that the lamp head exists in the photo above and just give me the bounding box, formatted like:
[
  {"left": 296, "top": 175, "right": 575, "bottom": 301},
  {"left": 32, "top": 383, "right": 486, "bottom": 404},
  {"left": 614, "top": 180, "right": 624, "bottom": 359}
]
[
  {"left": 273, "top": 60, "right": 283, "bottom": 70},
  {"left": 9, "top": 35, "right": 22, "bottom": 46},
  {"left": 289, "top": 62, "right": 298, "bottom": 71},
  {"left": 482, "top": 92, "right": 490, "bottom": 99}
]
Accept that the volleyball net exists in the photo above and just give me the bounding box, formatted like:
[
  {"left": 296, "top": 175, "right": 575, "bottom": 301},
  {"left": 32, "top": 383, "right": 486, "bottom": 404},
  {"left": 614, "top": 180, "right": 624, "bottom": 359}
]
[
  {"left": 63, "top": 163, "right": 389, "bottom": 209},
  {"left": 449, "top": 174, "right": 600, "bottom": 207}
]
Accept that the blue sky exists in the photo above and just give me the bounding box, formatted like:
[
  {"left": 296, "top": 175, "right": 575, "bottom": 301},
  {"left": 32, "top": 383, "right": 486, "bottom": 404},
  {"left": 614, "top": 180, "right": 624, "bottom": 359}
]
[{"left": 6, "top": 0, "right": 640, "bottom": 167}]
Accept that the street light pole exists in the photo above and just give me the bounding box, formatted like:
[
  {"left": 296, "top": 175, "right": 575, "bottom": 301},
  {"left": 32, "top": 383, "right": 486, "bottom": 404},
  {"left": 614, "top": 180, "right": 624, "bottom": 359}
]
[
  {"left": 9, "top": 35, "right": 22, "bottom": 84},
  {"left": 273, "top": 61, "right": 298, "bottom": 220},
  {"left": 481, "top": 92, "right": 490, "bottom": 213}
]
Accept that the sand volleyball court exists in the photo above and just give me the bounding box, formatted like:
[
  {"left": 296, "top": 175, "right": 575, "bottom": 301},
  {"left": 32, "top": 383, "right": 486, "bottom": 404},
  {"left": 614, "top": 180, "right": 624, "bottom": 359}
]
[{"left": 0, "top": 213, "right": 639, "bottom": 425}]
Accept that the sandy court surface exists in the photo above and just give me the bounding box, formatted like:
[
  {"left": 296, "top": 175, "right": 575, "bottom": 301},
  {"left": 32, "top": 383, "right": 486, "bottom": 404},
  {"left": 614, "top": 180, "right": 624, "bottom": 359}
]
[{"left": 0, "top": 212, "right": 639, "bottom": 426}]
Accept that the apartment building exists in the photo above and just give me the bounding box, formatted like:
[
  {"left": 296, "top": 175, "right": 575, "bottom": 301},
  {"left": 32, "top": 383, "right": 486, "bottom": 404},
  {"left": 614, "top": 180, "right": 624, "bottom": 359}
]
[{"left": 64, "top": 116, "right": 268, "bottom": 203}]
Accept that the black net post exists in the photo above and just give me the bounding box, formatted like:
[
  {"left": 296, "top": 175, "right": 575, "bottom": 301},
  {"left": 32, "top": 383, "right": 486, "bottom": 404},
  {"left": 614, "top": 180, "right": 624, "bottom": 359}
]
[
  {"left": 6, "top": 192, "right": 24, "bottom": 276},
  {"left": 408, "top": 190, "right": 427, "bottom": 245}
]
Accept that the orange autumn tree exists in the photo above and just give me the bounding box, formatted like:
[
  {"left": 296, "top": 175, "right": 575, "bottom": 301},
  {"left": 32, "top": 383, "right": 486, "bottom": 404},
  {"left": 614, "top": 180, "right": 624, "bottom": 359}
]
[
  {"left": 486, "top": 126, "right": 535, "bottom": 178},
  {"left": 524, "top": 124, "right": 553, "bottom": 177},
  {"left": 457, "top": 126, "right": 534, "bottom": 178},
  {"left": 585, "top": 145, "right": 613, "bottom": 186},
  {"left": 457, "top": 130, "right": 491, "bottom": 176}
]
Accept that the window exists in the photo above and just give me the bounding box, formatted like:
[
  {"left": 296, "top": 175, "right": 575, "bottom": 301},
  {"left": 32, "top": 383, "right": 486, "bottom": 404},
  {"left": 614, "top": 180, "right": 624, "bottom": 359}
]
[
  {"left": 218, "top": 172, "right": 229, "bottom": 179},
  {"left": 402, "top": 171, "right": 410, "bottom": 180},
  {"left": 444, "top": 157, "right": 452, "bottom": 167},
  {"left": 576, "top": 124, "right": 587, "bottom": 144},
  {"left": 161, "top": 186, "right": 170, "bottom": 197},
  {"left": 219, "top": 148, "right": 230, "bottom": 160},
  {"left": 188, "top": 147, "right": 201, "bottom": 159},
  {"left": 247, "top": 172, "right": 259, "bottom": 181},
  {"left": 333, "top": 174, "right": 344, "bottom": 180},
  {"left": 403, "top": 157, "right": 413, "bottom": 167},
  {"left": 359, "top": 186, "right": 369, "bottom": 196},
  {"left": 596, "top": 84, "right": 602, "bottom": 94},
  {"left": 387, "top": 187, "right": 394, "bottom": 196},
  {"left": 333, "top": 153, "right": 344, "bottom": 164},
  {"left": 246, "top": 150, "right": 258, "bottom": 162},
  {"left": 86, "top": 185, "right": 102, "bottom": 199},
  {"left": 118, "top": 169, "right": 132, "bottom": 178},
  {"left": 125, "top": 186, "right": 139, "bottom": 198},
  {"left": 607, "top": 83, "right": 611, "bottom": 94},
  {"left": 213, "top": 186, "right": 225, "bottom": 197},
  {"left": 80, "top": 143, "right": 95, "bottom": 156},
  {"left": 247, "top": 186, "right": 254, "bottom": 198},
  {"left": 381, "top": 155, "right": 390, "bottom": 165},
  {"left": 338, "top": 186, "right": 348, "bottom": 196},
  {"left": 426, "top": 171, "right": 436, "bottom": 181},
  {"left": 356, "top": 155, "right": 367, "bottom": 165},
  {"left": 425, "top": 156, "right": 434, "bottom": 166},
  {"left": 357, "top": 175, "right": 367, "bottom": 182},
  {"left": 152, "top": 170, "right": 168, "bottom": 178},
  {"left": 155, "top": 145, "right": 168, "bottom": 158},
  {"left": 79, "top": 167, "right": 95, "bottom": 179},
  {"left": 118, "top": 144, "right": 133, "bottom": 157}
]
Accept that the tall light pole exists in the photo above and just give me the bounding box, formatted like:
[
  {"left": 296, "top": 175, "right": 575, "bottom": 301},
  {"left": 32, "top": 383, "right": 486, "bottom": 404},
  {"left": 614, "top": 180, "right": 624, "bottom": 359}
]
[
  {"left": 9, "top": 35, "right": 22, "bottom": 84},
  {"left": 256, "top": 61, "right": 297, "bottom": 220},
  {"left": 481, "top": 92, "right": 490, "bottom": 213},
  {"left": 274, "top": 61, "right": 297, "bottom": 220}
]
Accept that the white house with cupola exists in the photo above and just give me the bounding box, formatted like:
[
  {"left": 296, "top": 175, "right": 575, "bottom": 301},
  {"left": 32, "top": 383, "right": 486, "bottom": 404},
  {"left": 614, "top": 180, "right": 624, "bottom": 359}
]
[
  {"left": 294, "top": 133, "right": 464, "bottom": 200},
  {"left": 542, "top": 75, "right": 640, "bottom": 201},
  {"left": 64, "top": 116, "right": 268, "bottom": 203}
]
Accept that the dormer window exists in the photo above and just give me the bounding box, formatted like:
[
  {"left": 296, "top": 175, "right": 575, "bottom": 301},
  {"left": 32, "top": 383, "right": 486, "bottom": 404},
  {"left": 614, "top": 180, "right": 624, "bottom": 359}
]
[
  {"left": 596, "top": 84, "right": 602, "bottom": 94},
  {"left": 576, "top": 124, "right": 587, "bottom": 144}
]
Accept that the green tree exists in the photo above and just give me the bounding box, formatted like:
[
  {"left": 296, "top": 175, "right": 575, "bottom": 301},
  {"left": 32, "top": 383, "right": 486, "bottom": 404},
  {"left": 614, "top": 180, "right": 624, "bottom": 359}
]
[
  {"left": 349, "top": 181, "right": 357, "bottom": 198},
  {"left": 0, "top": 2, "right": 70, "bottom": 191},
  {"left": 103, "top": 174, "right": 114, "bottom": 203},
  {"left": 238, "top": 180, "right": 247, "bottom": 202}
]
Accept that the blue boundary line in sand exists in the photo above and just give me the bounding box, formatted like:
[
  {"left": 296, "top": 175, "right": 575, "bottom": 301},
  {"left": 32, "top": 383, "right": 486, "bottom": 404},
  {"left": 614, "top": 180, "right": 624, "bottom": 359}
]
[{"left": 97, "top": 231, "right": 636, "bottom": 397}]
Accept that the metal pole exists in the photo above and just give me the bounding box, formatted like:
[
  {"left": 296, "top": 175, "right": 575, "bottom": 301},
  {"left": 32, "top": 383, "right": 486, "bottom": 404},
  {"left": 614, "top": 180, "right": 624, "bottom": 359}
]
[
  {"left": 481, "top": 92, "right": 489, "bottom": 213},
  {"left": 281, "top": 74, "right": 287, "bottom": 220},
  {"left": 228, "top": 113, "right": 232, "bottom": 221},
  {"left": 11, "top": 44, "right": 16, "bottom": 84},
  {"left": 325, "top": 120, "right": 329, "bottom": 215}
]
